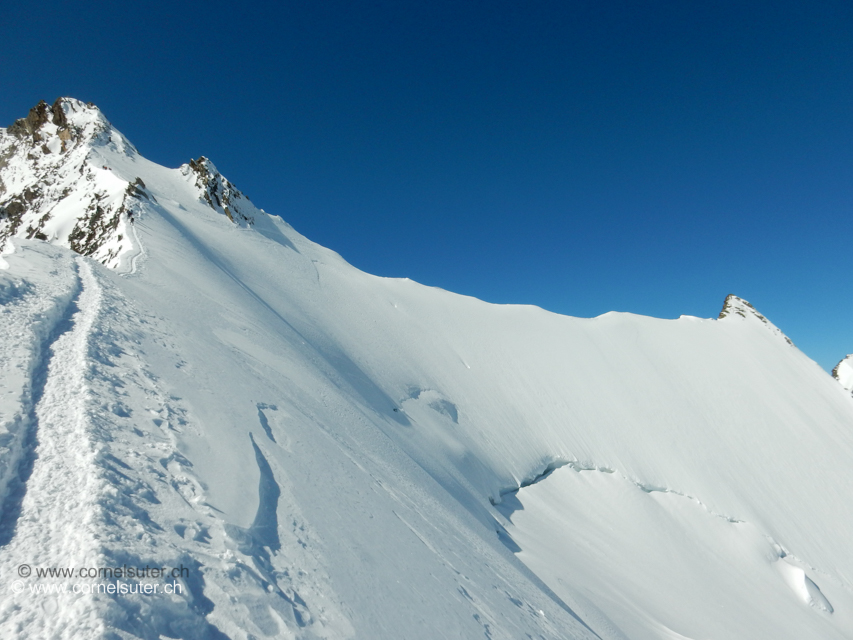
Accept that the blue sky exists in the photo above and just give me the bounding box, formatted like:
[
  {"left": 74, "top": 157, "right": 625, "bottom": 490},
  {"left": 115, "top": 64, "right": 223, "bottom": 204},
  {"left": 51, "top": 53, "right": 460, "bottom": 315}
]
[{"left": 3, "top": 1, "right": 852, "bottom": 370}]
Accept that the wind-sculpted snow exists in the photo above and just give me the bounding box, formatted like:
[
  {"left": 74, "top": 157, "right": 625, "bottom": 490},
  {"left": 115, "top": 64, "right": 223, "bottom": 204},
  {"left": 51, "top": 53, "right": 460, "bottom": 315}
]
[
  {"left": 2, "top": 98, "right": 853, "bottom": 638},
  {"left": 500, "top": 464, "right": 851, "bottom": 639}
]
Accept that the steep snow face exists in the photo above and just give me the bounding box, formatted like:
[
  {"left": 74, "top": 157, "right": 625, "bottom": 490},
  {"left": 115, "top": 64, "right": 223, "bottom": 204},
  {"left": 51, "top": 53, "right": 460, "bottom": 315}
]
[
  {"left": 2, "top": 98, "right": 853, "bottom": 640},
  {"left": 833, "top": 355, "right": 853, "bottom": 394}
]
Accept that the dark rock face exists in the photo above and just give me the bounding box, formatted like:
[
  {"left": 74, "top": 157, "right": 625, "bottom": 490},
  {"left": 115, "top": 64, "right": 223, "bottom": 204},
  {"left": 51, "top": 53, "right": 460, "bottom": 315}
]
[
  {"left": 68, "top": 197, "right": 117, "bottom": 255},
  {"left": 51, "top": 98, "right": 69, "bottom": 128},
  {"left": 8, "top": 100, "right": 51, "bottom": 140},
  {"left": 0, "top": 198, "right": 26, "bottom": 238},
  {"left": 65, "top": 178, "right": 152, "bottom": 264},
  {"left": 8, "top": 98, "right": 75, "bottom": 146},
  {"left": 832, "top": 355, "right": 853, "bottom": 395}
]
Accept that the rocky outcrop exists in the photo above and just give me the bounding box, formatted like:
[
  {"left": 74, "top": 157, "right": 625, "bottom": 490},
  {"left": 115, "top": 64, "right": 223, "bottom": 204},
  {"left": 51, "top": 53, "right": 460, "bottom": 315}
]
[
  {"left": 182, "top": 156, "right": 254, "bottom": 225},
  {"left": 719, "top": 294, "right": 761, "bottom": 320},
  {"left": 7, "top": 99, "right": 76, "bottom": 150}
]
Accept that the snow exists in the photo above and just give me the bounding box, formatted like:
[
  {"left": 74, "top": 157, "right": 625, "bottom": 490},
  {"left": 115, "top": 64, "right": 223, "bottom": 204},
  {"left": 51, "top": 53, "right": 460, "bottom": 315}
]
[
  {"left": 0, "top": 257, "right": 107, "bottom": 639},
  {"left": 497, "top": 464, "right": 852, "bottom": 639},
  {"left": 0, "top": 244, "right": 80, "bottom": 521},
  {"left": 2, "top": 99, "right": 853, "bottom": 638}
]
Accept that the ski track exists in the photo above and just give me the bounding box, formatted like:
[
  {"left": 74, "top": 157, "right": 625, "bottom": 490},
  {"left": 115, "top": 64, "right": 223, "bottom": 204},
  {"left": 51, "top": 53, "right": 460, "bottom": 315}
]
[
  {"left": 122, "top": 216, "right": 146, "bottom": 277},
  {"left": 0, "top": 258, "right": 107, "bottom": 639}
]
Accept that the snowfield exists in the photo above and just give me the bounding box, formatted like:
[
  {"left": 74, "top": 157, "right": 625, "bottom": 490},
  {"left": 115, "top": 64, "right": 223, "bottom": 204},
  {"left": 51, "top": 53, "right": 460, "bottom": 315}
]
[{"left": 1, "top": 98, "right": 853, "bottom": 639}]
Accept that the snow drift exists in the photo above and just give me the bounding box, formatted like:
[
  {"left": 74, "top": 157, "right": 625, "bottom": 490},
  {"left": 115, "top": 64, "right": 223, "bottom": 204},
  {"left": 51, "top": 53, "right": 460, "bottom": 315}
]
[{"left": 2, "top": 98, "right": 853, "bottom": 639}]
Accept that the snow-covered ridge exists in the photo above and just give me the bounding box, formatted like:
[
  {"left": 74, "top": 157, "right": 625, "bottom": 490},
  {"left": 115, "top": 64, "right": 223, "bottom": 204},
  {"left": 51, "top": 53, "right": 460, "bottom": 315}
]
[
  {"left": 0, "top": 98, "right": 257, "bottom": 268},
  {"left": 2, "top": 98, "right": 853, "bottom": 639}
]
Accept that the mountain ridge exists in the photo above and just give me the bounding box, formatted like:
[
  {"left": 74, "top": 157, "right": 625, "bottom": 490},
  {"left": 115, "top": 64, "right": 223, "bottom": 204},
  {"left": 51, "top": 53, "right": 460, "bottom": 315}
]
[
  {"left": 0, "top": 98, "right": 260, "bottom": 269},
  {"left": 0, "top": 98, "right": 851, "bottom": 639},
  {"left": 3, "top": 98, "right": 788, "bottom": 332}
]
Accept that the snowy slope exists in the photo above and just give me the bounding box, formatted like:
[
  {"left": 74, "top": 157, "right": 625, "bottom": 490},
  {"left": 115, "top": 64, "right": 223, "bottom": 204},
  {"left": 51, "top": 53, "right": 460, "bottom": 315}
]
[{"left": 2, "top": 99, "right": 853, "bottom": 639}]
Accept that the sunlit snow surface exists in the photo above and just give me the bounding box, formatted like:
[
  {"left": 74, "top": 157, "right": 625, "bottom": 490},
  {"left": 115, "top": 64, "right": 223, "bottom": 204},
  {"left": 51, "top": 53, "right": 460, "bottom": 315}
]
[{"left": 1, "top": 101, "right": 853, "bottom": 639}]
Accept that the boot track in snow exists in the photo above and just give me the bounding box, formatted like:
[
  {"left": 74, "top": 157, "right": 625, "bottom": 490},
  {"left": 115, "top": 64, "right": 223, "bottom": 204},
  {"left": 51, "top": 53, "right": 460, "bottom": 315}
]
[{"left": 0, "top": 258, "right": 107, "bottom": 639}]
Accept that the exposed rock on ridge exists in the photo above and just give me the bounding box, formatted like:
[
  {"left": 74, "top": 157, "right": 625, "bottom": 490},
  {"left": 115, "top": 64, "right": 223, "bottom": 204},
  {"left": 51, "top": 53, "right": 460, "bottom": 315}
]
[
  {"left": 718, "top": 294, "right": 794, "bottom": 345},
  {"left": 181, "top": 156, "right": 254, "bottom": 226},
  {"left": 0, "top": 98, "right": 141, "bottom": 267},
  {"left": 1, "top": 98, "right": 255, "bottom": 268}
]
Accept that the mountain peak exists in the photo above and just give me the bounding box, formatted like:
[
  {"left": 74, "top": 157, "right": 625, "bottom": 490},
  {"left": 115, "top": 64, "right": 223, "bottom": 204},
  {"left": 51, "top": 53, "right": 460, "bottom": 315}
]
[
  {"left": 0, "top": 98, "right": 143, "bottom": 267},
  {"left": 4, "top": 98, "right": 853, "bottom": 640},
  {"left": 5, "top": 97, "right": 129, "bottom": 155},
  {"left": 0, "top": 99, "right": 258, "bottom": 268},
  {"left": 6, "top": 99, "right": 66, "bottom": 140},
  {"left": 717, "top": 294, "right": 794, "bottom": 345}
]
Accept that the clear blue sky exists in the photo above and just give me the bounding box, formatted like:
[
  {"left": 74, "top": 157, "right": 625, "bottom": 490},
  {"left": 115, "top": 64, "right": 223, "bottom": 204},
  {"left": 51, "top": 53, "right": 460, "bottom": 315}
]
[{"left": 3, "top": 1, "right": 852, "bottom": 370}]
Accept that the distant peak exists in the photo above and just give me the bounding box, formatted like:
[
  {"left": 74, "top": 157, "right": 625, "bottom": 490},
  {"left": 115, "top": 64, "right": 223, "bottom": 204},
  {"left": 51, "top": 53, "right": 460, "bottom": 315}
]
[
  {"left": 718, "top": 294, "right": 762, "bottom": 321},
  {"left": 0, "top": 98, "right": 265, "bottom": 269},
  {"left": 717, "top": 294, "right": 794, "bottom": 346},
  {"left": 6, "top": 99, "right": 60, "bottom": 136},
  {"left": 8, "top": 98, "right": 98, "bottom": 136},
  {"left": 6, "top": 99, "right": 73, "bottom": 152},
  {"left": 832, "top": 355, "right": 853, "bottom": 394},
  {"left": 52, "top": 97, "right": 109, "bottom": 127}
]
